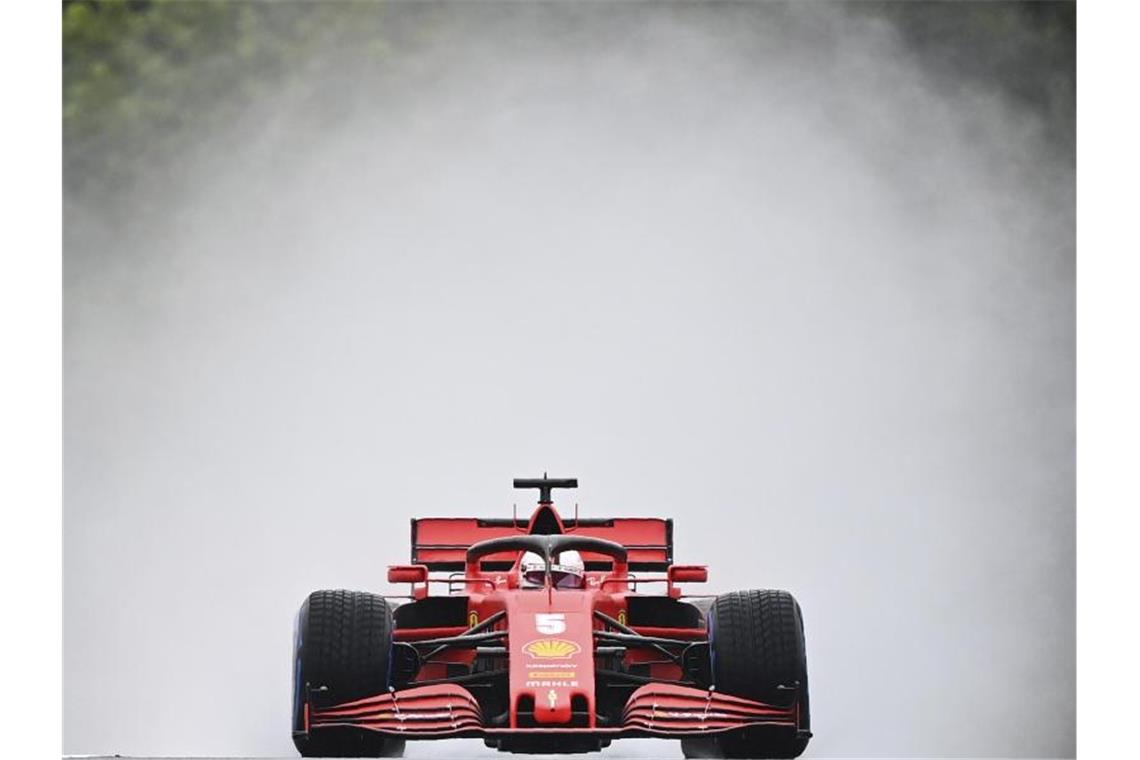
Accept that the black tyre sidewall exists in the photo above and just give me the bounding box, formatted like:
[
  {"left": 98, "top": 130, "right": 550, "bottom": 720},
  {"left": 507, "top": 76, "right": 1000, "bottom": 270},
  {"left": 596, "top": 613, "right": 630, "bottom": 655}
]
[
  {"left": 292, "top": 589, "right": 398, "bottom": 757},
  {"left": 707, "top": 589, "right": 810, "bottom": 758}
]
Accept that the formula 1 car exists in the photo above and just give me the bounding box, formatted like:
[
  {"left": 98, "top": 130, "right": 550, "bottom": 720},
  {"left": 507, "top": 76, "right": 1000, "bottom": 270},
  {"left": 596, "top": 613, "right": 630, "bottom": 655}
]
[{"left": 292, "top": 477, "right": 811, "bottom": 758}]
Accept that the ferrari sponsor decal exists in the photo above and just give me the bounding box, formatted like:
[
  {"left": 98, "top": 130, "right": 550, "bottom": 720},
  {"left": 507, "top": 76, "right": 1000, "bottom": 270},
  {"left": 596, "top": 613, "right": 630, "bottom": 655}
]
[
  {"left": 527, "top": 661, "right": 577, "bottom": 670},
  {"left": 527, "top": 666, "right": 578, "bottom": 687},
  {"left": 523, "top": 638, "right": 581, "bottom": 659},
  {"left": 535, "top": 613, "right": 566, "bottom": 634},
  {"left": 529, "top": 670, "right": 576, "bottom": 679},
  {"left": 617, "top": 609, "right": 627, "bottom": 626},
  {"left": 527, "top": 678, "right": 579, "bottom": 688},
  {"left": 468, "top": 611, "right": 479, "bottom": 628}
]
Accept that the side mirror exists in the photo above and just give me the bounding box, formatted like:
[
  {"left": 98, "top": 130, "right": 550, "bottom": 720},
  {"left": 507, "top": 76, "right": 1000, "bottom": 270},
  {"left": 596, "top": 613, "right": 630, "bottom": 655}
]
[
  {"left": 668, "top": 565, "right": 708, "bottom": 584},
  {"left": 388, "top": 564, "right": 429, "bottom": 585},
  {"left": 667, "top": 565, "right": 707, "bottom": 598}
]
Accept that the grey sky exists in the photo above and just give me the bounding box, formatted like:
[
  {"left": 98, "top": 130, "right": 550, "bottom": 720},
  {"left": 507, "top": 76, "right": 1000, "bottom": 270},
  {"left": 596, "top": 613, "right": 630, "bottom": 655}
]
[{"left": 64, "top": 3, "right": 1074, "bottom": 757}]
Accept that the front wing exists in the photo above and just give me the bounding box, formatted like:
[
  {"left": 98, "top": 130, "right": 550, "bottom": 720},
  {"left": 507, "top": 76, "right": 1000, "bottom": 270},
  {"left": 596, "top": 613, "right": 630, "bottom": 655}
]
[{"left": 303, "top": 683, "right": 802, "bottom": 739}]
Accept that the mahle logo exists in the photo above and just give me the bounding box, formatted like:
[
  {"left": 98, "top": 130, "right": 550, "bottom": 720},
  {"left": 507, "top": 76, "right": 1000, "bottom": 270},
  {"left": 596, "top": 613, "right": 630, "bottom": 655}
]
[{"left": 523, "top": 638, "right": 581, "bottom": 659}]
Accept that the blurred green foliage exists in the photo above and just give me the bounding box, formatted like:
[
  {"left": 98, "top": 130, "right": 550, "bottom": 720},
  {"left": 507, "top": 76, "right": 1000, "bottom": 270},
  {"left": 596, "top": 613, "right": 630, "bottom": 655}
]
[
  {"left": 858, "top": 1, "right": 1075, "bottom": 151},
  {"left": 63, "top": 0, "right": 1075, "bottom": 199},
  {"left": 63, "top": 0, "right": 399, "bottom": 196}
]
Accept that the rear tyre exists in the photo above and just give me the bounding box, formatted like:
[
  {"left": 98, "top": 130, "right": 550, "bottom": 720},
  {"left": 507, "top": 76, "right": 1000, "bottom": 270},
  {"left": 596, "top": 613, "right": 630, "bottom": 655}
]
[
  {"left": 292, "top": 589, "right": 404, "bottom": 758},
  {"left": 702, "top": 589, "right": 810, "bottom": 759}
]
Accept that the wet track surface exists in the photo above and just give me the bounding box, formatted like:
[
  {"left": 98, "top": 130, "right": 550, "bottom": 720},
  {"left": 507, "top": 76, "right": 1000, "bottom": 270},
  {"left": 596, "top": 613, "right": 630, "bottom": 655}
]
[
  {"left": 70, "top": 756, "right": 685, "bottom": 760},
  {"left": 67, "top": 740, "right": 688, "bottom": 760},
  {"left": 66, "top": 744, "right": 709, "bottom": 760}
]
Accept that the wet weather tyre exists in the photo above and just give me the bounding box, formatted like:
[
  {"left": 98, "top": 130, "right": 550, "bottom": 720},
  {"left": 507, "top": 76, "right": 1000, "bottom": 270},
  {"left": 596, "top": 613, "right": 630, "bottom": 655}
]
[
  {"left": 292, "top": 590, "right": 403, "bottom": 758},
  {"left": 704, "top": 589, "right": 810, "bottom": 759}
]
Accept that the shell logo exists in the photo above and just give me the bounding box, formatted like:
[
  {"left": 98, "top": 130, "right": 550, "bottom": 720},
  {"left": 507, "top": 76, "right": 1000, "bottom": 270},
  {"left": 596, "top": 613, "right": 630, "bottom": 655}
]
[{"left": 524, "top": 638, "right": 581, "bottom": 659}]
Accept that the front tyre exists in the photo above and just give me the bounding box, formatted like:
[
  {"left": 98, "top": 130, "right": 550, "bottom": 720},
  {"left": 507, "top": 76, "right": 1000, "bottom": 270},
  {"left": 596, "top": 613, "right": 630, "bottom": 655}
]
[
  {"left": 292, "top": 590, "right": 404, "bottom": 758},
  {"left": 703, "top": 589, "right": 810, "bottom": 759},
  {"left": 681, "top": 737, "right": 722, "bottom": 759}
]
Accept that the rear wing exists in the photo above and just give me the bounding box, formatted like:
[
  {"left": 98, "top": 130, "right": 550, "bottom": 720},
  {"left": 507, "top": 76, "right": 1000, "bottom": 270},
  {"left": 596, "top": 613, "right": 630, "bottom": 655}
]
[{"left": 411, "top": 516, "right": 673, "bottom": 572}]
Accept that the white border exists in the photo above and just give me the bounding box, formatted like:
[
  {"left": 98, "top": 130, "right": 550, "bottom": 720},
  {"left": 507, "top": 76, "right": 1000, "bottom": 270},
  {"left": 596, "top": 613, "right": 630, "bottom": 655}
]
[
  {"left": 1077, "top": 1, "right": 1140, "bottom": 759},
  {"left": 0, "top": 2, "right": 62, "bottom": 760}
]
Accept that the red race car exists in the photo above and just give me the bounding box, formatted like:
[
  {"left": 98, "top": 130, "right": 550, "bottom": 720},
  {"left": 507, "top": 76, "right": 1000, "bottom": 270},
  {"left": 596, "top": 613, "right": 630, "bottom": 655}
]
[{"left": 292, "top": 477, "right": 811, "bottom": 758}]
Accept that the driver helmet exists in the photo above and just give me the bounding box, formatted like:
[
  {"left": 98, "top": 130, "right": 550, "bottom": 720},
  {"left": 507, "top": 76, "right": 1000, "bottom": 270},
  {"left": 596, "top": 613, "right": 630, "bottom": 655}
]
[
  {"left": 550, "top": 550, "right": 586, "bottom": 589},
  {"left": 520, "top": 551, "right": 546, "bottom": 587}
]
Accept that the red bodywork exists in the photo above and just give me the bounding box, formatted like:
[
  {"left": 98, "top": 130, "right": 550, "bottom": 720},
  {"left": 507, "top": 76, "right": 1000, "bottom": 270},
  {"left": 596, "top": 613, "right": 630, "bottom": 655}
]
[{"left": 301, "top": 501, "right": 805, "bottom": 752}]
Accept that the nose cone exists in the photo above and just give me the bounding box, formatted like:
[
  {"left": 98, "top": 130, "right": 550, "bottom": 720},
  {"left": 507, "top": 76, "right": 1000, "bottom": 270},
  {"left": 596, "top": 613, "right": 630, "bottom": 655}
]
[{"left": 506, "top": 591, "right": 595, "bottom": 728}]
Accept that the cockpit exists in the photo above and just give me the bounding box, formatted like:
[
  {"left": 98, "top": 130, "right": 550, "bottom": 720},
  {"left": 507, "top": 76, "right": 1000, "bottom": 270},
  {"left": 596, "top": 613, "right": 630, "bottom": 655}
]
[{"left": 519, "top": 550, "right": 586, "bottom": 589}]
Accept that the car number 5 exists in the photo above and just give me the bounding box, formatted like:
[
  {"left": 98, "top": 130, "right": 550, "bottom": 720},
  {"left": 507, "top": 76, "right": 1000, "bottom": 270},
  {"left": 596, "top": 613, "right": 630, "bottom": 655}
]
[{"left": 535, "top": 613, "right": 566, "bottom": 634}]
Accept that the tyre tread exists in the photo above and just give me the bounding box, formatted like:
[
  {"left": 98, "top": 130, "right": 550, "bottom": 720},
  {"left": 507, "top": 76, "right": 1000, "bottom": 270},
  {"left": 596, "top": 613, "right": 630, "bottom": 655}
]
[
  {"left": 294, "top": 589, "right": 400, "bottom": 758},
  {"left": 708, "top": 589, "right": 810, "bottom": 759}
]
